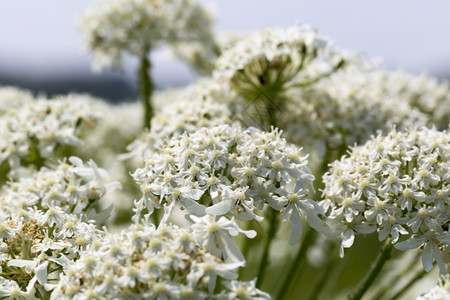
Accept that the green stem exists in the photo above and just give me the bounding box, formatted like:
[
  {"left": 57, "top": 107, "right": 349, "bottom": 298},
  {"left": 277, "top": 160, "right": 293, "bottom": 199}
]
[
  {"left": 29, "top": 138, "right": 44, "bottom": 169},
  {"left": 255, "top": 209, "right": 279, "bottom": 288},
  {"left": 388, "top": 268, "right": 428, "bottom": 300},
  {"left": 21, "top": 238, "right": 32, "bottom": 260},
  {"left": 313, "top": 145, "right": 333, "bottom": 202},
  {"left": 277, "top": 147, "right": 333, "bottom": 300},
  {"left": 277, "top": 228, "right": 317, "bottom": 300},
  {"left": 287, "top": 58, "right": 345, "bottom": 89},
  {"left": 152, "top": 208, "right": 159, "bottom": 227},
  {"left": 139, "top": 52, "right": 154, "bottom": 129},
  {"left": 308, "top": 243, "right": 340, "bottom": 300},
  {"left": 372, "top": 251, "right": 420, "bottom": 300},
  {"left": 348, "top": 238, "right": 393, "bottom": 300},
  {"left": 239, "top": 221, "right": 256, "bottom": 278},
  {"left": 264, "top": 92, "right": 278, "bottom": 129}
]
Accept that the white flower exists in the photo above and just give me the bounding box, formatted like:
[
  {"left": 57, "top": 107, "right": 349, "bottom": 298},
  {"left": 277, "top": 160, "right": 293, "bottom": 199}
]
[
  {"left": 51, "top": 222, "right": 269, "bottom": 299},
  {"left": 132, "top": 123, "right": 323, "bottom": 244},
  {"left": 79, "top": 0, "right": 216, "bottom": 72},
  {"left": 0, "top": 97, "right": 97, "bottom": 173},
  {"left": 190, "top": 215, "right": 256, "bottom": 262},
  {"left": 417, "top": 275, "right": 450, "bottom": 300},
  {"left": 0, "top": 278, "right": 38, "bottom": 300},
  {"left": 280, "top": 63, "right": 428, "bottom": 154},
  {"left": 1, "top": 157, "right": 120, "bottom": 217},
  {"left": 219, "top": 279, "right": 271, "bottom": 300},
  {"left": 188, "top": 254, "right": 242, "bottom": 292},
  {"left": 214, "top": 25, "right": 343, "bottom": 103},
  {"left": 125, "top": 88, "right": 232, "bottom": 162},
  {"left": 322, "top": 126, "right": 450, "bottom": 273}
]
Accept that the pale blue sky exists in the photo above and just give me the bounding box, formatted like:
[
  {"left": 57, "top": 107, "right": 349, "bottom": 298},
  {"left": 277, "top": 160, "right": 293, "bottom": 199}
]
[{"left": 0, "top": 0, "right": 449, "bottom": 88}]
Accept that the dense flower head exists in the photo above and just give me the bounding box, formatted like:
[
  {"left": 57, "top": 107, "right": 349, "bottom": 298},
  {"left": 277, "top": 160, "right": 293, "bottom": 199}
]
[
  {"left": 71, "top": 94, "right": 142, "bottom": 161},
  {"left": 0, "top": 208, "right": 105, "bottom": 299},
  {"left": 280, "top": 65, "right": 428, "bottom": 155},
  {"left": 125, "top": 84, "right": 233, "bottom": 161},
  {"left": 214, "top": 25, "right": 344, "bottom": 101},
  {"left": 172, "top": 30, "right": 246, "bottom": 75},
  {"left": 321, "top": 127, "right": 450, "bottom": 273},
  {"left": 416, "top": 275, "right": 450, "bottom": 300},
  {"left": 51, "top": 223, "right": 270, "bottom": 299},
  {"left": 132, "top": 123, "right": 325, "bottom": 244},
  {"left": 0, "top": 157, "right": 118, "bottom": 298},
  {"left": 366, "top": 70, "right": 450, "bottom": 130},
  {"left": 0, "top": 97, "right": 98, "bottom": 173},
  {"left": 0, "top": 156, "right": 121, "bottom": 218},
  {"left": 79, "top": 0, "right": 216, "bottom": 72},
  {"left": 0, "top": 86, "right": 34, "bottom": 115}
]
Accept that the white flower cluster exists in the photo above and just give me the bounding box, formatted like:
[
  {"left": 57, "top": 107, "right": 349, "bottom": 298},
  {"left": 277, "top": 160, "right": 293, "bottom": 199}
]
[
  {"left": 52, "top": 94, "right": 142, "bottom": 158},
  {"left": 214, "top": 25, "right": 343, "bottom": 100},
  {"left": 417, "top": 275, "right": 450, "bottom": 300},
  {"left": 125, "top": 84, "right": 233, "bottom": 161},
  {"left": 78, "top": 98, "right": 144, "bottom": 217},
  {"left": 321, "top": 127, "right": 450, "bottom": 273},
  {"left": 0, "top": 86, "right": 33, "bottom": 115},
  {"left": 133, "top": 124, "right": 325, "bottom": 245},
  {"left": 0, "top": 156, "right": 121, "bottom": 218},
  {"left": 79, "top": 0, "right": 216, "bottom": 72},
  {"left": 51, "top": 222, "right": 270, "bottom": 300},
  {"left": 281, "top": 66, "right": 428, "bottom": 155},
  {"left": 0, "top": 157, "right": 118, "bottom": 299},
  {"left": 0, "top": 210, "right": 104, "bottom": 299},
  {"left": 172, "top": 30, "right": 246, "bottom": 75},
  {"left": 365, "top": 70, "right": 450, "bottom": 129},
  {"left": 0, "top": 96, "right": 98, "bottom": 172}
]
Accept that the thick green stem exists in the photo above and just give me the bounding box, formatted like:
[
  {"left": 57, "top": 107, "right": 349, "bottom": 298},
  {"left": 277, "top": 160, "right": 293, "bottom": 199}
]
[
  {"left": 139, "top": 52, "right": 154, "bottom": 129},
  {"left": 255, "top": 209, "right": 279, "bottom": 288},
  {"left": 388, "top": 268, "right": 427, "bottom": 300},
  {"left": 348, "top": 238, "right": 393, "bottom": 300},
  {"left": 277, "top": 228, "right": 317, "bottom": 300}
]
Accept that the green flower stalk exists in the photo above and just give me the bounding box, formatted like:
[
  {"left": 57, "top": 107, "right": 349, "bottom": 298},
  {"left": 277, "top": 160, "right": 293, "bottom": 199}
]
[{"left": 79, "top": 0, "right": 217, "bottom": 129}]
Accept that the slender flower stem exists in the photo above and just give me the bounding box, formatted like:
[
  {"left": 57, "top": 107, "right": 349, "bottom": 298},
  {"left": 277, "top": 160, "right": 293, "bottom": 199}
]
[
  {"left": 29, "top": 138, "right": 44, "bottom": 169},
  {"left": 277, "top": 228, "right": 317, "bottom": 300},
  {"left": 372, "top": 251, "right": 421, "bottom": 300},
  {"left": 388, "top": 268, "right": 427, "bottom": 300},
  {"left": 254, "top": 96, "right": 280, "bottom": 289},
  {"left": 308, "top": 243, "right": 340, "bottom": 300},
  {"left": 139, "top": 51, "right": 154, "bottom": 129},
  {"left": 348, "top": 238, "right": 394, "bottom": 300},
  {"left": 277, "top": 146, "right": 333, "bottom": 300},
  {"left": 239, "top": 221, "right": 257, "bottom": 278},
  {"left": 152, "top": 209, "right": 159, "bottom": 227},
  {"left": 255, "top": 209, "right": 279, "bottom": 288}
]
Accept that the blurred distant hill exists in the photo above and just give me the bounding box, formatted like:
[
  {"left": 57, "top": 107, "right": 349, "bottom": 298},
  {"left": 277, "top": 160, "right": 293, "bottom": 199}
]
[
  {"left": 1, "top": 68, "right": 449, "bottom": 104},
  {"left": 0, "top": 71, "right": 137, "bottom": 103}
]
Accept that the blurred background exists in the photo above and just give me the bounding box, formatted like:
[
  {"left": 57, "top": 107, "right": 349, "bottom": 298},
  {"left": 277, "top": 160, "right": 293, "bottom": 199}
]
[{"left": 1, "top": 0, "right": 449, "bottom": 102}]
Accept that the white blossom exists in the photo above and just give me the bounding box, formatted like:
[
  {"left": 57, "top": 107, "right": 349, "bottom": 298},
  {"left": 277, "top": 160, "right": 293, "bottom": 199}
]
[
  {"left": 132, "top": 123, "right": 324, "bottom": 244},
  {"left": 322, "top": 127, "right": 450, "bottom": 274},
  {"left": 79, "top": 0, "right": 216, "bottom": 72},
  {"left": 51, "top": 223, "right": 270, "bottom": 299},
  {"left": 0, "top": 97, "right": 98, "bottom": 173}
]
